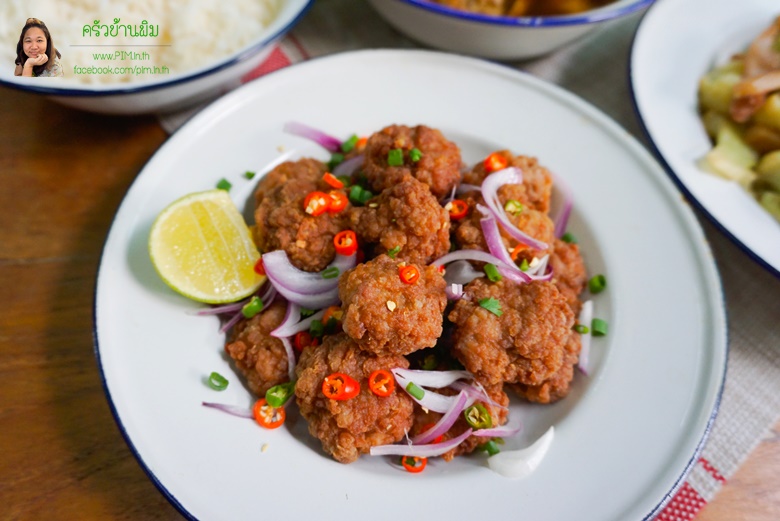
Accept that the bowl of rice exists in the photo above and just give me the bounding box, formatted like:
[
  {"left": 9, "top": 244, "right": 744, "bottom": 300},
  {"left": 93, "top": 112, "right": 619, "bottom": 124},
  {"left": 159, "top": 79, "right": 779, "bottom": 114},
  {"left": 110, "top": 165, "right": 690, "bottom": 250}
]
[
  {"left": 0, "top": 0, "right": 312, "bottom": 114},
  {"left": 367, "top": 0, "right": 654, "bottom": 60}
]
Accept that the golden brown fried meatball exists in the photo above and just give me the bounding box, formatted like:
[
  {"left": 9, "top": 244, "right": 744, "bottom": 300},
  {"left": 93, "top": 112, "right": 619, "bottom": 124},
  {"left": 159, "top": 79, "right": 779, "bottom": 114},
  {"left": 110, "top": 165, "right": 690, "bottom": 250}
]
[
  {"left": 410, "top": 384, "right": 509, "bottom": 461},
  {"left": 294, "top": 333, "right": 414, "bottom": 463},
  {"left": 452, "top": 190, "right": 554, "bottom": 261},
  {"left": 349, "top": 177, "right": 451, "bottom": 265},
  {"left": 224, "top": 300, "right": 289, "bottom": 396},
  {"left": 362, "top": 124, "right": 462, "bottom": 199},
  {"left": 339, "top": 254, "right": 447, "bottom": 356},
  {"left": 509, "top": 329, "right": 582, "bottom": 404},
  {"left": 463, "top": 151, "right": 553, "bottom": 213},
  {"left": 448, "top": 278, "right": 574, "bottom": 387},
  {"left": 254, "top": 158, "right": 327, "bottom": 207},
  {"left": 254, "top": 176, "right": 347, "bottom": 272},
  {"left": 548, "top": 237, "right": 587, "bottom": 315}
]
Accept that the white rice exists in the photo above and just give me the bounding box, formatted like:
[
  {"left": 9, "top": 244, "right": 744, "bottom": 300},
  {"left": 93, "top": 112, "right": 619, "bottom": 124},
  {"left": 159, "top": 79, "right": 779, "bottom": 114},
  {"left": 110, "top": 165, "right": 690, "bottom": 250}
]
[{"left": 0, "top": 0, "right": 282, "bottom": 84}]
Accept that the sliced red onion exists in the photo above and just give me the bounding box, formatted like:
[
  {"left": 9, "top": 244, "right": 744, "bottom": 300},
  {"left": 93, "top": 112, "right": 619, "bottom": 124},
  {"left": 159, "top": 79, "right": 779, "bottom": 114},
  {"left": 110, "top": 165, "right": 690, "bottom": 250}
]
[
  {"left": 449, "top": 381, "right": 508, "bottom": 411},
  {"left": 267, "top": 282, "right": 340, "bottom": 310},
  {"left": 477, "top": 204, "right": 517, "bottom": 267},
  {"left": 219, "top": 309, "right": 245, "bottom": 334},
  {"left": 262, "top": 250, "right": 356, "bottom": 295},
  {"left": 443, "top": 259, "right": 484, "bottom": 286},
  {"left": 411, "top": 391, "right": 470, "bottom": 444},
  {"left": 471, "top": 419, "right": 523, "bottom": 438},
  {"left": 392, "top": 368, "right": 472, "bottom": 388},
  {"left": 369, "top": 428, "right": 474, "bottom": 457},
  {"left": 197, "top": 297, "right": 249, "bottom": 316},
  {"left": 431, "top": 249, "right": 515, "bottom": 270},
  {"left": 577, "top": 300, "right": 594, "bottom": 375},
  {"left": 283, "top": 121, "right": 342, "bottom": 152},
  {"left": 445, "top": 283, "right": 464, "bottom": 300},
  {"left": 217, "top": 284, "right": 278, "bottom": 334},
  {"left": 487, "top": 426, "right": 555, "bottom": 479},
  {"left": 456, "top": 183, "right": 482, "bottom": 194},
  {"left": 332, "top": 154, "right": 364, "bottom": 177},
  {"left": 271, "top": 305, "right": 327, "bottom": 339},
  {"left": 481, "top": 168, "right": 548, "bottom": 251},
  {"left": 551, "top": 172, "right": 574, "bottom": 238},
  {"left": 280, "top": 336, "right": 296, "bottom": 381},
  {"left": 202, "top": 402, "right": 253, "bottom": 419},
  {"left": 526, "top": 255, "right": 550, "bottom": 277}
]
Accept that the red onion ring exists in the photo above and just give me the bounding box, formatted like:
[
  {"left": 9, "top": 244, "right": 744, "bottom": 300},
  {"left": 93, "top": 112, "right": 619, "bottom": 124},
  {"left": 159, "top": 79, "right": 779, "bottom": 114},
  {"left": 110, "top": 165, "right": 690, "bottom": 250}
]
[
  {"left": 283, "top": 121, "right": 342, "bottom": 152},
  {"left": 201, "top": 402, "right": 253, "bottom": 419},
  {"left": 369, "top": 428, "right": 474, "bottom": 458}
]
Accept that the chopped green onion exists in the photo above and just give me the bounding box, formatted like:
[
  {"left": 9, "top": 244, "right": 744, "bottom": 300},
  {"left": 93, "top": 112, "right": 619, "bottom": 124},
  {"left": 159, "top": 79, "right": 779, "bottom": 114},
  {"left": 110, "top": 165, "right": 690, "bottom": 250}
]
[
  {"left": 388, "top": 245, "right": 401, "bottom": 258},
  {"left": 480, "top": 439, "right": 501, "bottom": 456},
  {"left": 216, "top": 178, "right": 232, "bottom": 191},
  {"left": 349, "top": 185, "right": 374, "bottom": 205},
  {"left": 243, "top": 170, "right": 256, "bottom": 180},
  {"left": 504, "top": 199, "right": 524, "bottom": 215},
  {"left": 573, "top": 324, "right": 590, "bottom": 334},
  {"left": 478, "top": 297, "right": 503, "bottom": 316},
  {"left": 464, "top": 403, "right": 493, "bottom": 429},
  {"left": 409, "top": 148, "right": 423, "bottom": 162},
  {"left": 561, "top": 232, "right": 577, "bottom": 244},
  {"left": 588, "top": 274, "right": 607, "bottom": 294},
  {"left": 591, "top": 318, "right": 608, "bottom": 336},
  {"left": 336, "top": 175, "right": 351, "bottom": 188},
  {"left": 309, "top": 319, "right": 324, "bottom": 338},
  {"left": 387, "top": 148, "right": 404, "bottom": 166},
  {"left": 265, "top": 381, "right": 295, "bottom": 408},
  {"left": 484, "top": 263, "right": 502, "bottom": 282},
  {"left": 300, "top": 307, "right": 315, "bottom": 317},
  {"left": 341, "top": 134, "right": 359, "bottom": 153},
  {"left": 322, "top": 266, "right": 340, "bottom": 279},
  {"left": 421, "top": 353, "right": 438, "bottom": 370},
  {"left": 519, "top": 258, "right": 530, "bottom": 271},
  {"left": 207, "top": 371, "right": 229, "bottom": 391},
  {"left": 405, "top": 382, "right": 425, "bottom": 400},
  {"left": 241, "top": 296, "right": 264, "bottom": 318},
  {"left": 328, "top": 153, "right": 345, "bottom": 170}
]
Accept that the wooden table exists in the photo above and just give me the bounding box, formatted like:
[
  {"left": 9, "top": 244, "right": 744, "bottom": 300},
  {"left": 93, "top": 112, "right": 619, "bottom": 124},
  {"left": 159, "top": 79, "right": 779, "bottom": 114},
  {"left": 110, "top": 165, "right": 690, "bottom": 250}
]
[{"left": 1, "top": 87, "right": 778, "bottom": 520}]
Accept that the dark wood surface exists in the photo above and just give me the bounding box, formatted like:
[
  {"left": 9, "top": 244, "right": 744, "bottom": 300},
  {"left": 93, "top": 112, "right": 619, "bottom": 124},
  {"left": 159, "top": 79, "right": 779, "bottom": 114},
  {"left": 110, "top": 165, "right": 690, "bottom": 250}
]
[{"left": 1, "top": 86, "right": 778, "bottom": 520}]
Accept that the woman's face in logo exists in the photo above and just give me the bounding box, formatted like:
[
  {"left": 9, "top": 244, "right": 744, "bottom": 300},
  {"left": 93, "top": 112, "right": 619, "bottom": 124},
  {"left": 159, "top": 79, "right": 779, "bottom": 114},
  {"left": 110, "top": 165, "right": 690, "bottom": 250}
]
[{"left": 23, "top": 27, "right": 47, "bottom": 58}]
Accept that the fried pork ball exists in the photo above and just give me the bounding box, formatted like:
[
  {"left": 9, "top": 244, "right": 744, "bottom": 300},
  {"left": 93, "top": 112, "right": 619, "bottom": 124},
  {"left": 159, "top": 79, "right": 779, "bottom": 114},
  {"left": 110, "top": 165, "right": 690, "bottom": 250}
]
[
  {"left": 361, "top": 124, "right": 462, "bottom": 199},
  {"left": 253, "top": 157, "right": 327, "bottom": 207},
  {"left": 349, "top": 177, "right": 451, "bottom": 265},
  {"left": 463, "top": 150, "right": 553, "bottom": 213},
  {"left": 509, "top": 329, "right": 582, "bottom": 404},
  {"left": 224, "top": 300, "right": 289, "bottom": 396},
  {"left": 294, "top": 333, "right": 414, "bottom": 463},
  {"left": 410, "top": 384, "right": 509, "bottom": 461},
  {"left": 548, "top": 237, "right": 587, "bottom": 315},
  {"left": 448, "top": 278, "right": 575, "bottom": 387},
  {"left": 254, "top": 175, "right": 347, "bottom": 273},
  {"left": 339, "top": 254, "right": 447, "bottom": 356},
  {"left": 452, "top": 190, "right": 555, "bottom": 263}
]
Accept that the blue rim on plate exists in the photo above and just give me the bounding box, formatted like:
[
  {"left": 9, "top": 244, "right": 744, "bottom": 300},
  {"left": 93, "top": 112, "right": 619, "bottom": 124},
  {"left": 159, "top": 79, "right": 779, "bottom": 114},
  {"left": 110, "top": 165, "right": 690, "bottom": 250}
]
[
  {"left": 0, "top": 1, "right": 313, "bottom": 98},
  {"left": 399, "top": 0, "right": 656, "bottom": 27}
]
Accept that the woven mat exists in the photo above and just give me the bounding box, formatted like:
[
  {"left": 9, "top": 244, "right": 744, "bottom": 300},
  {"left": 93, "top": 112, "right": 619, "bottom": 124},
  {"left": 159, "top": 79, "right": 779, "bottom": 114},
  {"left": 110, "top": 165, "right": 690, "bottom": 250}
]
[{"left": 159, "top": 3, "right": 780, "bottom": 519}]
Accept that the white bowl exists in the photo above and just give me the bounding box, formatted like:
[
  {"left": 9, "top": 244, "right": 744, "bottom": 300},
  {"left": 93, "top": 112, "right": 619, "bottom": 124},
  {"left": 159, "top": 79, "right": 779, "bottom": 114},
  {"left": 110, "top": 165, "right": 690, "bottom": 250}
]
[
  {"left": 367, "top": 0, "right": 654, "bottom": 60},
  {"left": 0, "top": 0, "right": 312, "bottom": 115}
]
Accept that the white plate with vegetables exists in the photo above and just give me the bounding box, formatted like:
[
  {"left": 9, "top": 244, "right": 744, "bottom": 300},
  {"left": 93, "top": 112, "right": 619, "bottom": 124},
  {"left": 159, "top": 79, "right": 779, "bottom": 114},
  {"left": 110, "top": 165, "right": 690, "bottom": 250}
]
[
  {"left": 631, "top": 0, "right": 780, "bottom": 277},
  {"left": 94, "top": 50, "right": 726, "bottom": 520}
]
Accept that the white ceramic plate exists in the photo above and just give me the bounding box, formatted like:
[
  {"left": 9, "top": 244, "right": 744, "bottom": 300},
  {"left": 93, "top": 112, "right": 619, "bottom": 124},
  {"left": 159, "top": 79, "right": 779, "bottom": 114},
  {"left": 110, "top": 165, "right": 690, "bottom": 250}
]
[
  {"left": 630, "top": 0, "right": 780, "bottom": 277},
  {"left": 95, "top": 50, "right": 726, "bottom": 521}
]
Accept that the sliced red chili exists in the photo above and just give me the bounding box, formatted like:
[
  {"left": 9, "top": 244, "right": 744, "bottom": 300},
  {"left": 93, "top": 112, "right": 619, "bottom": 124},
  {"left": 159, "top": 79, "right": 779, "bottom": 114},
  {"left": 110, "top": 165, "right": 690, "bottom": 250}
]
[
  {"left": 401, "top": 456, "right": 427, "bottom": 473},
  {"left": 445, "top": 199, "right": 468, "bottom": 220},
  {"left": 322, "top": 305, "right": 344, "bottom": 331},
  {"left": 368, "top": 369, "right": 395, "bottom": 397},
  {"left": 484, "top": 152, "right": 509, "bottom": 173},
  {"left": 253, "top": 257, "right": 265, "bottom": 276},
  {"left": 322, "top": 372, "right": 360, "bottom": 400},
  {"left": 293, "top": 331, "right": 318, "bottom": 352},
  {"left": 399, "top": 265, "right": 420, "bottom": 284},
  {"left": 420, "top": 422, "right": 444, "bottom": 444},
  {"left": 323, "top": 172, "right": 344, "bottom": 189},
  {"left": 356, "top": 136, "right": 368, "bottom": 151},
  {"left": 333, "top": 230, "right": 358, "bottom": 256},
  {"left": 253, "top": 398, "right": 286, "bottom": 429},
  {"left": 328, "top": 190, "right": 348, "bottom": 214},
  {"left": 303, "top": 191, "right": 331, "bottom": 216}
]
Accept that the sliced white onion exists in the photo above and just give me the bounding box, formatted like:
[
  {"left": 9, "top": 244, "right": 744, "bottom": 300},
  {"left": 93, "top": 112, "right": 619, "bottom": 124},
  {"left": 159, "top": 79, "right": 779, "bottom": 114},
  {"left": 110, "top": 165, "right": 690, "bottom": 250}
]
[
  {"left": 262, "top": 250, "right": 356, "bottom": 295},
  {"left": 266, "top": 281, "right": 340, "bottom": 310},
  {"left": 431, "top": 249, "right": 515, "bottom": 270},
  {"left": 201, "top": 402, "right": 253, "bottom": 419},
  {"left": 448, "top": 381, "right": 508, "bottom": 411},
  {"left": 392, "top": 368, "right": 472, "bottom": 388},
  {"left": 471, "top": 419, "right": 523, "bottom": 438},
  {"left": 577, "top": 300, "right": 594, "bottom": 375},
  {"left": 411, "top": 391, "right": 470, "bottom": 445},
  {"left": 271, "top": 306, "right": 327, "bottom": 338},
  {"left": 332, "top": 154, "right": 364, "bottom": 177},
  {"left": 370, "top": 428, "right": 474, "bottom": 457},
  {"left": 443, "top": 260, "right": 484, "bottom": 286},
  {"left": 283, "top": 121, "right": 341, "bottom": 152},
  {"left": 280, "top": 336, "right": 296, "bottom": 381},
  {"left": 477, "top": 204, "right": 517, "bottom": 268},
  {"left": 481, "top": 167, "right": 548, "bottom": 251},
  {"left": 551, "top": 172, "right": 574, "bottom": 238},
  {"left": 487, "top": 426, "right": 554, "bottom": 479}
]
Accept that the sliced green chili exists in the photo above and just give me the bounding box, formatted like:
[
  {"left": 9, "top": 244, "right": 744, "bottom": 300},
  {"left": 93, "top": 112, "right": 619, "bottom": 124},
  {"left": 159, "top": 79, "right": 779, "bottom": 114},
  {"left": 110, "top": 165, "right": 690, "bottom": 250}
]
[
  {"left": 241, "top": 296, "right": 264, "bottom": 318},
  {"left": 265, "top": 381, "right": 295, "bottom": 408},
  {"left": 464, "top": 403, "right": 493, "bottom": 429},
  {"left": 484, "top": 263, "right": 502, "bottom": 282},
  {"left": 504, "top": 199, "right": 524, "bottom": 215},
  {"left": 387, "top": 245, "right": 402, "bottom": 259},
  {"left": 573, "top": 324, "right": 590, "bottom": 334},
  {"left": 207, "top": 371, "right": 229, "bottom": 391},
  {"left": 341, "top": 134, "right": 359, "bottom": 153}
]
